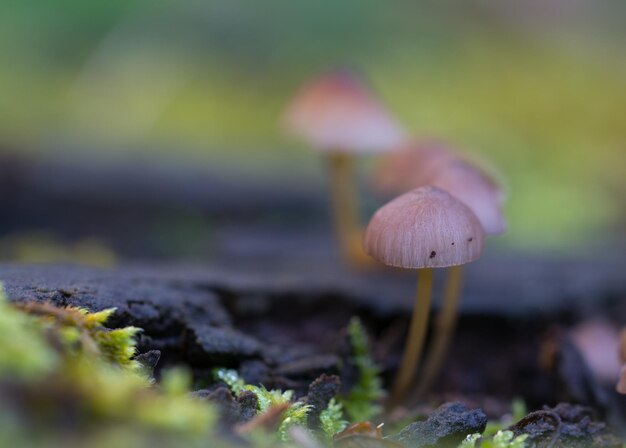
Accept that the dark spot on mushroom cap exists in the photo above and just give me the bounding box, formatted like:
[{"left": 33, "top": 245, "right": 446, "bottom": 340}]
[
  {"left": 467, "top": 237, "right": 473, "bottom": 242},
  {"left": 451, "top": 242, "right": 455, "bottom": 245},
  {"left": 429, "top": 251, "right": 436, "bottom": 258}
]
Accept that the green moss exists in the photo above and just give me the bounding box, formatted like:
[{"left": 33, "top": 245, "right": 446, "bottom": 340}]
[
  {"left": 0, "top": 285, "right": 59, "bottom": 378},
  {"left": 16, "top": 302, "right": 143, "bottom": 374},
  {"left": 0, "top": 284, "right": 216, "bottom": 447}
]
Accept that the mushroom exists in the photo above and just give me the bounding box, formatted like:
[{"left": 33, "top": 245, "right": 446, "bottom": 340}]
[
  {"left": 371, "top": 141, "right": 506, "bottom": 398},
  {"left": 410, "top": 159, "right": 506, "bottom": 398},
  {"left": 570, "top": 320, "right": 623, "bottom": 383},
  {"left": 363, "top": 186, "right": 485, "bottom": 405},
  {"left": 371, "top": 139, "right": 459, "bottom": 196},
  {"left": 283, "top": 70, "right": 406, "bottom": 265},
  {"left": 372, "top": 140, "right": 506, "bottom": 234},
  {"left": 428, "top": 161, "right": 506, "bottom": 235}
]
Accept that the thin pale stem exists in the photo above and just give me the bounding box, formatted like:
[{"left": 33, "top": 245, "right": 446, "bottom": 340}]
[
  {"left": 390, "top": 268, "right": 433, "bottom": 406},
  {"left": 327, "top": 153, "right": 370, "bottom": 266},
  {"left": 413, "top": 265, "right": 463, "bottom": 400}
]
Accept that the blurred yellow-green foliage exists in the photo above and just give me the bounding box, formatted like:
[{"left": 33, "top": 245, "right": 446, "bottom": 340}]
[
  {"left": 1, "top": 0, "right": 625, "bottom": 251},
  {"left": 0, "top": 232, "right": 117, "bottom": 267}
]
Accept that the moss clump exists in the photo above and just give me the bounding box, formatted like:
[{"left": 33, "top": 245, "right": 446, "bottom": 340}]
[
  {"left": 0, "top": 290, "right": 58, "bottom": 379},
  {"left": 0, "top": 284, "right": 215, "bottom": 447},
  {"left": 15, "top": 302, "right": 142, "bottom": 373}
]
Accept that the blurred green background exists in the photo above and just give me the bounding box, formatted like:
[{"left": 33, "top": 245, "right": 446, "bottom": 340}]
[{"left": 1, "top": 0, "right": 625, "bottom": 253}]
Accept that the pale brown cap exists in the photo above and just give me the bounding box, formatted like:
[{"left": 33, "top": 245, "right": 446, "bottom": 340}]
[
  {"left": 570, "top": 320, "right": 623, "bottom": 383},
  {"left": 371, "top": 140, "right": 506, "bottom": 236},
  {"left": 429, "top": 161, "right": 506, "bottom": 235},
  {"left": 363, "top": 186, "right": 485, "bottom": 269},
  {"left": 282, "top": 71, "right": 406, "bottom": 153},
  {"left": 371, "top": 139, "right": 459, "bottom": 194}
]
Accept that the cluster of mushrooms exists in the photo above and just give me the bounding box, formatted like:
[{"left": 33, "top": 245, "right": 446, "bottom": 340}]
[{"left": 282, "top": 70, "right": 507, "bottom": 406}]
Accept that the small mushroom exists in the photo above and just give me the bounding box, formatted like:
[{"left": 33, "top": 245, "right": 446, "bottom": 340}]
[
  {"left": 372, "top": 140, "right": 505, "bottom": 235},
  {"left": 411, "top": 161, "right": 506, "bottom": 399},
  {"left": 371, "top": 140, "right": 506, "bottom": 399},
  {"left": 363, "top": 186, "right": 485, "bottom": 405},
  {"left": 371, "top": 138, "right": 459, "bottom": 195},
  {"left": 570, "top": 320, "right": 623, "bottom": 383},
  {"left": 283, "top": 70, "right": 405, "bottom": 265},
  {"left": 428, "top": 161, "right": 505, "bottom": 235}
]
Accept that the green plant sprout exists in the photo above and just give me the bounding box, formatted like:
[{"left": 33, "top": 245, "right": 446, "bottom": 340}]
[
  {"left": 339, "top": 317, "right": 384, "bottom": 421},
  {"left": 214, "top": 368, "right": 313, "bottom": 441},
  {"left": 244, "top": 385, "right": 311, "bottom": 440},
  {"left": 212, "top": 317, "right": 383, "bottom": 440},
  {"left": 319, "top": 398, "right": 348, "bottom": 442},
  {"left": 214, "top": 368, "right": 350, "bottom": 443}
]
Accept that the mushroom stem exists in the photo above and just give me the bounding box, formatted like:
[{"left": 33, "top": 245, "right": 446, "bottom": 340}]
[
  {"left": 413, "top": 265, "right": 463, "bottom": 400},
  {"left": 390, "top": 268, "right": 433, "bottom": 406},
  {"left": 327, "top": 152, "right": 369, "bottom": 266}
]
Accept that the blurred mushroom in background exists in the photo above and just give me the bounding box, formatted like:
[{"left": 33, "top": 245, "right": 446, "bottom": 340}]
[
  {"left": 570, "top": 319, "right": 622, "bottom": 384},
  {"left": 283, "top": 70, "right": 406, "bottom": 266}
]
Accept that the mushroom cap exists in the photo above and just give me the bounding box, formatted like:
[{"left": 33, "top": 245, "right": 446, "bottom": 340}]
[
  {"left": 371, "top": 140, "right": 506, "bottom": 236},
  {"left": 429, "top": 161, "right": 506, "bottom": 235},
  {"left": 363, "top": 186, "right": 485, "bottom": 269},
  {"left": 371, "top": 139, "right": 459, "bottom": 194},
  {"left": 282, "top": 71, "right": 406, "bottom": 153},
  {"left": 570, "top": 320, "right": 623, "bottom": 383}
]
